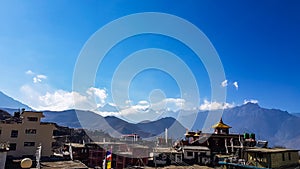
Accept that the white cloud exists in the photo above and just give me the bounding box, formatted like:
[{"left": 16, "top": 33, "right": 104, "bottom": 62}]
[
  {"left": 125, "top": 100, "right": 132, "bottom": 104},
  {"left": 20, "top": 84, "right": 108, "bottom": 111},
  {"left": 33, "top": 77, "right": 40, "bottom": 83},
  {"left": 243, "top": 99, "right": 259, "bottom": 104},
  {"left": 164, "top": 98, "right": 185, "bottom": 107},
  {"left": 96, "top": 98, "right": 185, "bottom": 122},
  {"left": 92, "top": 98, "right": 186, "bottom": 121},
  {"left": 221, "top": 79, "right": 239, "bottom": 90},
  {"left": 98, "top": 98, "right": 187, "bottom": 120},
  {"left": 151, "top": 98, "right": 185, "bottom": 112},
  {"left": 25, "top": 70, "right": 47, "bottom": 83},
  {"left": 86, "top": 87, "right": 107, "bottom": 106},
  {"left": 132, "top": 100, "right": 150, "bottom": 111},
  {"left": 20, "top": 84, "right": 44, "bottom": 106},
  {"left": 233, "top": 81, "right": 239, "bottom": 90},
  {"left": 124, "top": 100, "right": 132, "bottom": 106},
  {"left": 108, "top": 102, "right": 117, "bottom": 107},
  {"left": 37, "top": 74, "right": 47, "bottom": 79},
  {"left": 33, "top": 74, "right": 47, "bottom": 83},
  {"left": 138, "top": 100, "right": 149, "bottom": 105},
  {"left": 94, "top": 111, "right": 120, "bottom": 117},
  {"left": 25, "top": 70, "right": 34, "bottom": 75},
  {"left": 199, "top": 99, "right": 234, "bottom": 111},
  {"left": 38, "top": 90, "right": 87, "bottom": 111},
  {"left": 221, "top": 80, "right": 228, "bottom": 87}
]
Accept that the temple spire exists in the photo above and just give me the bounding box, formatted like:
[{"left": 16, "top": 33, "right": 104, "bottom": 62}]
[{"left": 212, "top": 117, "right": 231, "bottom": 134}]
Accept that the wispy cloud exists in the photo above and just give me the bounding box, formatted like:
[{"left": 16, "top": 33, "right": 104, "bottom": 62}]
[
  {"left": 94, "top": 111, "right": 120, "bottom": 117},
  {"left": 132, "top": 100, "right": 150, "bottom": 111},
  {"left": 243, "top": 99, "right": 259, "bottom": 104},
  {"left": 94, "top": 98, "right": 187, "bottom": 122},
  {"left": 233, "top": 81, "right": 239, "bottom": 90},
  {"left": 221, "top": 79, "right": 239, "bottom": 90},
  {"left": 25, "top": 70, "right": 47, "bottom": 83},
  {"left": 151, "top": 98, "right": 185, "bottom": 112},
  {"left": 199, "top": 99, "right": 234, "bottom": 111},
  {"left": 25, "top": 70, "right": 34, "bottom": 75},
  {"left": 221, "top": 79, "right": 228, "bottom": 87},
  {"left": 125, "top": 100, "right": 132, "bottom": 106},
  {"left": 33, "top": 74, "right": 47, "bottom": 83}
]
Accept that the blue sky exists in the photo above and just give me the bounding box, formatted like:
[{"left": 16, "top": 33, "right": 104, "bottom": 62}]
[{"left": 0, "top": 1, "right": 300, "bottom": 117}]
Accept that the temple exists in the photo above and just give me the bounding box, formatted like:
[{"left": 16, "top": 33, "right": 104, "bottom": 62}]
[{"left": 212, "top": 118, "right": 231, "bottom": 134}]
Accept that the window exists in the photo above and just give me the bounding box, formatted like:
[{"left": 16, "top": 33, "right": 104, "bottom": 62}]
[
  {"left": 52, "top": 142, "right": 59, "bottom": 148},
  {"left": 9, "top": 143, "right": 17, "bottom": 151},
  {"left": 200, "top": 152, "right": 207, "bottom": 156},
  {"left": 213, "top": 138, "right": 220, "bottom": 146},
  {"left": 288, "top": 152, "right": 291, "bottom": 160},
  {"left": 24, "top": 142, "right": 35, "bottom": 147},
  {"left": 257, "top": 153, "right": 266, "bottom": 162},
  {"left": 11, "top": 130, "right": 18, "bottom": 138},
  {"left": 187, "top": 151, "right": 193, "bottom": 157},
  {"left": 53, "top": 130, "right": 59, "bottom": 136},
  {"left": 27, "top": 117, "right": 38, "bottom": 121},
  {"left": 25, "top": 129, "right": 36, "bottom": 134},
  {"left": 175, "top": 154, "right": 182, "bottom": 163},
  {"left": 282, "top": 153, "right": 285, "bottom": 161}
]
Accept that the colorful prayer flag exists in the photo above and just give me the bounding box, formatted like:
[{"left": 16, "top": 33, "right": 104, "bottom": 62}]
[{"left": 106, "top": 150, "right": 112, "bottom": 169}]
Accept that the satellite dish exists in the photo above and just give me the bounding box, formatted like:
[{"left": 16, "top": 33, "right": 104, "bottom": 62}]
[{"left": 20, "top": 158, "right": 32, "bottom": 168}]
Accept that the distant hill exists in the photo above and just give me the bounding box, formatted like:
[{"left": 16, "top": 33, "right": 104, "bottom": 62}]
[
  {"left": 1, "top": 92, "right": 299, "bottom": 150},
  {"left": 23, "top": 103, "right": 300, "bottom": 150},
  {"left": 0, "top": 109, "right": 12, "bottom": 120},
  {"left": 223, "top": 103, "right": 300, "bottom": 150},
  {"left": 190, "top": 103, "right": 300, "bottom": 150},
  {"left": 291, "top": 113, "right": 300, "bottom": 118},
  {"left": 42, "top": 109, "right": 186, "bottom": 140},
  {"left": 136, "top": 117, "right": 186, "bottom": 139},
  {"left": 43, "top": 109, "right": 83, "bottom": 128},
  {"left": 97, "top": 103, "right": 119, "bottom": 112},
  {"left": 0, "top": 91, "right": 31, "bottom": 110}
]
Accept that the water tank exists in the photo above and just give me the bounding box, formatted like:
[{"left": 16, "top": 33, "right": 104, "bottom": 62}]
[
  {"left": 250, "top": 133, "right": 255, "bottom": 140},
  {"left": 244, "top": 133, "right": 249, "bottom": 139},
  {"left": 20, "top": 158, "right": 32, "bottom": 168}
]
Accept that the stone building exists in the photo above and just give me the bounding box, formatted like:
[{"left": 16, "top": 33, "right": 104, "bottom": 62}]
[
  {"left": 0, "top": 110, "right": 57, "bottom": 157},
  {"left": 245, "top": 148, "right": 299, "bottom": 168}
]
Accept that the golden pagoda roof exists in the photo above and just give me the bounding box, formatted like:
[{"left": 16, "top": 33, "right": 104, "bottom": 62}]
[
  {"left": 193, "top": 133, "right": 200, "bottom": 137},
  {"left": 212, "top": 118, "right": 231, "bottom": 129},
  {"left": 184, "top": 131, "right": 196, "bottom": 136}
]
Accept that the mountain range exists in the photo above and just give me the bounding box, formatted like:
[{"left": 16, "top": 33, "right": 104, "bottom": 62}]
[
  {"left": 292, "top": 113, "right": 300, "bottom": 118},
  {"left": 0, "top": 91, "right": 31, "bottom": 110},
  {"left": 191, "top": 103, "right": 300, "bottom": 149},
  {"left": 0, "top": 91, "right": 300, "bottom": 150},
  {"left": 43, "top": 109, "right": 185, "bottom": 139}
]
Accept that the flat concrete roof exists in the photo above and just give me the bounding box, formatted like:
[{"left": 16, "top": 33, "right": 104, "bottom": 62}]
[
  {"left": 41, "top": 160, "right": 89, "bottom": 169},
  {"left": 66, "top": 143, "right": 85, "bottom": 148},
  {"left": 245, "top": 148, "right": 299, "bottom": 153},
  {"left": 183, "top": 146, "right": 210, "bottom": 151},
  {"left": 153, "top": 147, "right": 181, "bottom": 153},
  {"left": 87, "top": 141, "right": 126, "bottom": 145},
  {"left": 129, "top": 144, "right": 149, "bottom": 149}
]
